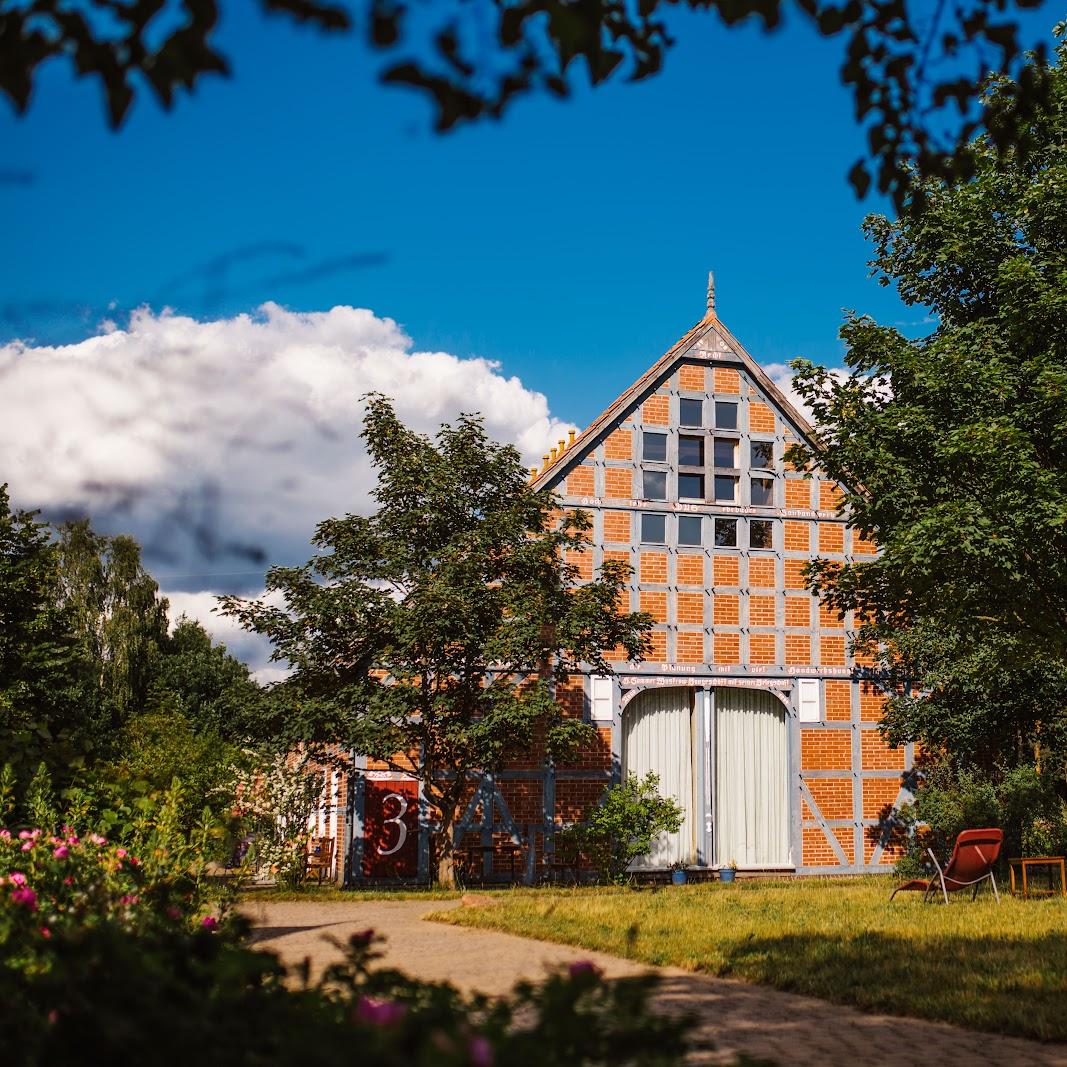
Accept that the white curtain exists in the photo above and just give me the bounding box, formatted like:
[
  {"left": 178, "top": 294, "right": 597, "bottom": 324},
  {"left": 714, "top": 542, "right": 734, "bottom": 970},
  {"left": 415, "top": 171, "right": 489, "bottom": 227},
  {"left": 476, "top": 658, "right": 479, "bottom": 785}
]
[
  {"left": 714, "top": 688, "right": 789, "bottom": 867},
  {"left": 623, "top": 688, "right": 697, "bottom": 867}
]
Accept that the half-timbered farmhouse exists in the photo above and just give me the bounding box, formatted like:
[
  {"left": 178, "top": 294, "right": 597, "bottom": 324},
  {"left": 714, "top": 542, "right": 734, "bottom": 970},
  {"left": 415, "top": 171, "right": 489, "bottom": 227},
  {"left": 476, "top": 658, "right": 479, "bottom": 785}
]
[{"left": 338, "top": 277, "right": 911, "bottom": 883}]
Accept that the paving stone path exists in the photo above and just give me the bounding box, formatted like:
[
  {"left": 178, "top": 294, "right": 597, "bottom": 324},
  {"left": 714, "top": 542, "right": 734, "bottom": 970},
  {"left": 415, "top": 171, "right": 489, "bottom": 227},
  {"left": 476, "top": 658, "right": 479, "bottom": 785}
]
[{"left": 245, "top": 899, "right": 1067, "bottom": 1066}]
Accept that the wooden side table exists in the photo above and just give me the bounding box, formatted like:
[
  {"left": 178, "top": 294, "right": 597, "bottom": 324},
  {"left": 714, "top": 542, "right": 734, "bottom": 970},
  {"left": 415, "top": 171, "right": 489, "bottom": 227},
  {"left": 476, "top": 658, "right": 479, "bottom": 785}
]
[{"left": 1008, "top": 856, "right": 1066, "bottom": 898}]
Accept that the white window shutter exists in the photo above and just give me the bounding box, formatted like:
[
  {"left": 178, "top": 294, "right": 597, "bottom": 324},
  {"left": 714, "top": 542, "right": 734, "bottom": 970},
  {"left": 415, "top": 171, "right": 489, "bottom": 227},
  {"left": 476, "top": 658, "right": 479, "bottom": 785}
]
[
  {"left": 797, "top": 679, "right": 822, "bottom": 722},
  {"left": 590, "top": 676, "right": 614, "bottom": 721}
]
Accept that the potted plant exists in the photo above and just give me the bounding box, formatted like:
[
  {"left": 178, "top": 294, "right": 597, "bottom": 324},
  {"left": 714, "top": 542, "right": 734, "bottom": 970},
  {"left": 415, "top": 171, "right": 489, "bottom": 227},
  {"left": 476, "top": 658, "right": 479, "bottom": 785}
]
[
  {"left": 670, "top": 861, "right": 688, "bottom": 886},
  {"left": 719, "top": 859, "right": 738, "bottom": 884}
]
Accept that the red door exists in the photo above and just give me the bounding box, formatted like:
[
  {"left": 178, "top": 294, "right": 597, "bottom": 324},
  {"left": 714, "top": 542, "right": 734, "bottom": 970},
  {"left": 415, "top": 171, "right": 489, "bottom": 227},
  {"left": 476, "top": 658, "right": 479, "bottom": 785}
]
[{"left": 361, "top": 778, "right": 420, "bottom": 879}]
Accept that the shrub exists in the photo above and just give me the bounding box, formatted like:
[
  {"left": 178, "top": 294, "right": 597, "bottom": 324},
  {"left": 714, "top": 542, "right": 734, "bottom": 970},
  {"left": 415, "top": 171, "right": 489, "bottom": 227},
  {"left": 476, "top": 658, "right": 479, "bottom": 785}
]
[
  {"left": 892, "top": 761, "right": 1067, "bottom": 878},
  {"left": 0, "top": 920, "right": 693, "bottom": 1066},
  {"left": 557, "top": 773, "right": 684, "bottom": 883}
]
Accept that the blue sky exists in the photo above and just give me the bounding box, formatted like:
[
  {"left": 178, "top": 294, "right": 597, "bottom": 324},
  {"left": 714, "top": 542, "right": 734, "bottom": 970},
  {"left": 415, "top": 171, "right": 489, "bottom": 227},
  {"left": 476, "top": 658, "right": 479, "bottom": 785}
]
[{"left": 4, "top": 3, "right": 1059, "bottom": 427}]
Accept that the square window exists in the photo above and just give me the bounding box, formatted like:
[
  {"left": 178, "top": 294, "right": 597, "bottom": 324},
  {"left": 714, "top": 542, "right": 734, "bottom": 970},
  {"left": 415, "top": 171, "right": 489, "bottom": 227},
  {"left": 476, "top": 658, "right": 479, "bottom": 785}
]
[
  {"left": 714, "top": 518, "right": 738, "bottom": 548},
  {"left": 714, "top": 475, "right": 737, "bottom": 502},
  {"left": 643, "top": 432, "right": 667, "bottom": 462},
  {"left": 713, "top": 438, "right": 736, "bottom": 468},
  {"left": 678, "top": 473, "right": 704, "bottom": 500},
  {"left": 750, "top": 519, "right": 774, "bottom": 549},
  {"left": 751, "top": 477, "right": 774, "bottom": 507},
  {"left": 643, "top": 470, "right": 667, "bottom": 500},
  {"left": 679, "top": 435, "right": 705, "bottom": 466},
  {"left": 678, "top": 515, "right": 702, "bottom": 546},
  {"left": 751, "top": 440, "right": 774, "bottom": 468},
  {"left": 679, "top": 399, "right": 703, "bottom": 427},
  {"left": 641, "top": 513, "right": 666, "bottom": 544},
  {"left": 715, "top": 402, "right": 738, "bottom": 430}
]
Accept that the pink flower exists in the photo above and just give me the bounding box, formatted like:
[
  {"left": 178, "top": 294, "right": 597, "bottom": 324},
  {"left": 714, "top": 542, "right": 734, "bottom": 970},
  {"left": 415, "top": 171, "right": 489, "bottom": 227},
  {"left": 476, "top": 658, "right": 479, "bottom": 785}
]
[
  {"left": 468, "top": 1035, "right": 494, "bottom": 1067},
  {"left": 355, "top": 997, "right": 408, "bottom": 1026},
  {"left": 53, "top": 846, "right": 70, "bottom": 859},
  {"left": 21, "top": 841, "right": 33, "bottom": 852},
  {"left": 9, "top": 872, "right": 27, "bottom": 886},
  {"left": 18, "top": 830, "right": 33, "bottom": 840},
  {"left": 129, "top": 856, "right": 140, "bottom": 866},
  {"left": 201, "top": 916, "right": 218, "bottom": 930},
  {"left": 89, "top": 834, "right": 107, "bottom": 846},
  {"left": 39, "top": 926, "right": 51, "bottom": 939},
  {"left": 0, "top": 830, "right": 11, "bottom": 840},
  {"left": 568, "top": 960, "right": 602, "bottom": 979},
  {"left": 115, "top": 848, "right": 128, "bottom": 859},
  {"left": 120, "top": 894, "right": 140, "bottom": 906},
  {"left": 11, "top": 886, "right": 37, "bottom": 911},
  {"left": 63, "top": 877, "right": 73, "bottom": 886}
]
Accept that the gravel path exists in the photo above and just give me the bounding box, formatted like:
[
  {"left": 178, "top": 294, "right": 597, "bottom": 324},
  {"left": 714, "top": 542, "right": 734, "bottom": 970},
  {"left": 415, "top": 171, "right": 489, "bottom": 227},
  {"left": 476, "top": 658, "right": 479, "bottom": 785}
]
[{"left": 245, "top": 898, "right": 1067, "bottom": 1066}]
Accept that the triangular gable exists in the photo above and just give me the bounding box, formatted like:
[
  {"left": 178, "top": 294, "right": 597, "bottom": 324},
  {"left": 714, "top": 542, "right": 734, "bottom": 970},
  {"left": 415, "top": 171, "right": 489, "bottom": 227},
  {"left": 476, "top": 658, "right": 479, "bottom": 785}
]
[{"left": 532, "top": 306, "right": 816, "bottom": 491}]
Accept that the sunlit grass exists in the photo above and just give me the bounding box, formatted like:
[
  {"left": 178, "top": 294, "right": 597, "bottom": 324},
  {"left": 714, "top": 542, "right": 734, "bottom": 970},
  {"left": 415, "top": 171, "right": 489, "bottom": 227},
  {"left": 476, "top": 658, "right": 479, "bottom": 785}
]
[
  {"left": 239, "top": 884, "right": 463, "bottom": 903},
  {"left": 434, "top": 877, "right": 1067, "bottom": 1040}
]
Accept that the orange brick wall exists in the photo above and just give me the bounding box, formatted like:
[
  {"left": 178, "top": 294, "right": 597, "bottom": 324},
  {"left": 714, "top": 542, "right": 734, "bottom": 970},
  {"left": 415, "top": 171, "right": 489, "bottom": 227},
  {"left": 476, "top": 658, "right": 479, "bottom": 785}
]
[
  {"left": 805, "top": 778, "right": 853, "bottom": 820},
  {"left": 801, "top": 729, "right": 852, "bottom": 770},
  {"left": 604, "top": 428, "right": 632, "bottom": 460}
]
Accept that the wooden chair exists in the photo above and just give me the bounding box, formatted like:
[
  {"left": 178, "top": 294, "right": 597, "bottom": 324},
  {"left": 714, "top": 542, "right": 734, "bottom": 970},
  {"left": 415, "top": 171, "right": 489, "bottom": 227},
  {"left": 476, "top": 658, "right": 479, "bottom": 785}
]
[{"left": 305, "top": 837, "right": 335, "bottom": 885}]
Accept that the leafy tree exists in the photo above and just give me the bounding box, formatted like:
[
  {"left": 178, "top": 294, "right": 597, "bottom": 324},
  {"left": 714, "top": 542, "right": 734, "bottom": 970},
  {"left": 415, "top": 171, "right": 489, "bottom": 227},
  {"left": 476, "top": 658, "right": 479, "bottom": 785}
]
[
  {"left": 222, "top": 395, "right": 651, "bottom": 883},
  {"left": 0, "top": 485, "right": 92, "bottom": 788},
  {"left": 55, "top": 521, "right": 170, "bottom": 741},
  {"left": 1, "top": 0, "right": 1055, "bottom": 207},
  {"left": 151, "top": 617, "right": 278, "bottom": 743},
  {"left": 788, "top": 38, "right": 1067, "bottom": 779}
]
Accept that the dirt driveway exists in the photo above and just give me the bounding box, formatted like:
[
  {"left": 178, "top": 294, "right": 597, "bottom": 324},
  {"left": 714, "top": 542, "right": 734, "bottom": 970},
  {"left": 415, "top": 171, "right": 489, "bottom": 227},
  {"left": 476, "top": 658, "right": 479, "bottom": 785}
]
[{"left": 245, "top": 898, "right": 1067, "bottom": 1067}]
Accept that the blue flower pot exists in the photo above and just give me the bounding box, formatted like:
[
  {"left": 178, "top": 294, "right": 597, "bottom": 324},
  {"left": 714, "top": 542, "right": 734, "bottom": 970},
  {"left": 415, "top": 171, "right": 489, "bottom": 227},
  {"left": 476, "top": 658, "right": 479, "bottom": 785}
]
[
  {"left": 671, "top": 869, "right": 687, "bottom": 885},
  {"left": 719, "top": 868, "right": 736, "bottom": 883}
]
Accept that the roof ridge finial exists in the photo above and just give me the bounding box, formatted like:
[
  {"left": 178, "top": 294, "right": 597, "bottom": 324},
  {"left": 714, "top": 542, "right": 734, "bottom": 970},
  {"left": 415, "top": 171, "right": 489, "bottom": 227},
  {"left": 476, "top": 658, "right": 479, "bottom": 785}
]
[{"left": 706, "top": 270, "right": 716, "bottom": 317}]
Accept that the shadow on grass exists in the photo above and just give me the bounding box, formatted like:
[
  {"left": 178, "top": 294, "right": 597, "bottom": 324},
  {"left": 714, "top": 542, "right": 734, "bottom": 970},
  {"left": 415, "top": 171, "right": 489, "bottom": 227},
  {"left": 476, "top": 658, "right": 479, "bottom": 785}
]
[{"left": 699, "top": 929, "right": 1067, "bottom": 1042}]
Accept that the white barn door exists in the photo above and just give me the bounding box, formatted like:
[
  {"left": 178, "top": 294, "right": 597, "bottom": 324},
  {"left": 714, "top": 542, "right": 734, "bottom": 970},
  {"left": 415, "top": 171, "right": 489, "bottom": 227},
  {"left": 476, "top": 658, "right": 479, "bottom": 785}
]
[
  {"left": 714, "top": 687, "right": 789, "bottom": 868},
  {"left": 622, "top": 687, "right": 698, "bottom": 868}
]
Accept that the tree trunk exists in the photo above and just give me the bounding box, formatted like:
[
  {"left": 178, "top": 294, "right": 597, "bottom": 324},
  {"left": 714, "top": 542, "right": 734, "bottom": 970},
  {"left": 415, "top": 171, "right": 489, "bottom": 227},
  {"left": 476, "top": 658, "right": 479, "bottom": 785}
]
[{"left": 433, "top": 794, "right": 463, "bottom": 888}]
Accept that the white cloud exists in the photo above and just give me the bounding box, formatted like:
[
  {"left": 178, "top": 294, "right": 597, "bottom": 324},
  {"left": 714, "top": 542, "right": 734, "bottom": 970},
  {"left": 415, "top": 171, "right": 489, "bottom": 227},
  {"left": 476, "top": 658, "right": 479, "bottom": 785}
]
[
  {"left": 1, "top": 303, "right": 576, "bottom": 676},
  {"left": 763, "top": 362, "right": 814, "bottom": 423}
]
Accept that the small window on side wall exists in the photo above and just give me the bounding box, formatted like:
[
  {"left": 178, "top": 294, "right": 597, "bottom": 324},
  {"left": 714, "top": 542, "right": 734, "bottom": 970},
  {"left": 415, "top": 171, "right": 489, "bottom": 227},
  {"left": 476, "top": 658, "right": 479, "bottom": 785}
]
[
  {"left": 751, "top": 440, "right": 774, "bottom": 468},
  {"left": 715, "top": 518, "right": 738, "bottom": 548},
  {"left": 679, "top": 435, "right": 704, "bottom": 466},
  {"left": 751, "top": 477, "right": 774, "bottom": 507},
  {"left": 715, "top": 402, "right": 738, "bottom": 430},
  {"left": 643, "top": 432, "right": 667, "bottom": 462},
  {"left": 679, "top": 399, "right": 704, "bottom": 427},
  {"left": 749, "top": 519, "right": 774, "bottom": 549},
  {"left": 678, "top": 473, "right": 705, "bottom": 501},
  {"left": 713, "top": 438, "right": 737, "bottom": 468},
  {"left": 678, "top": 515, "right": 702, "bottom": 546},
  {"left": 714, "top": 475, "right": 737, "bottom": 503},
  {"left": 641, "top": 513, "right": 666, "bottom": 544},
  {"left": 643, "top": 470, "right": 667, "bottom": 500}
]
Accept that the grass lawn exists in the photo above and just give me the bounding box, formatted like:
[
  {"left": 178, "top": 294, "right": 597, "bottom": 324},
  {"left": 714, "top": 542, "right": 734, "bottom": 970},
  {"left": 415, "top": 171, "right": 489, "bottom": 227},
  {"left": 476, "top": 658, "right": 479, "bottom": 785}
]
[
  {"left": 434, "top": 876, "right": 1067, "bottom": 1041},
  {"left": 238, "top": 884, "right": 463, "bottom": 903}
]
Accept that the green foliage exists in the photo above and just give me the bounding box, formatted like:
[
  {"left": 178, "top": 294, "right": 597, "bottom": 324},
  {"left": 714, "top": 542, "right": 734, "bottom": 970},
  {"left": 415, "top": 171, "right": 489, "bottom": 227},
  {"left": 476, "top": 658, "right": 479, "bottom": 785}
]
[
  {"left": 0, "top": 913, "right": 691, "bottom": 1065},
  {"left": 0, "top": 486, "right": 93, "bottom": 790},
  {"left": 788, "top": 38, "right": 1067, "bottom": 780},
  {"left": 55, "top": 520, "right": 169, "bottom": 744},
  {"left": 223, "top": 396, "right": 652, "bottom": 880},
  {"left": 150, "top": 617, "right": 279, "bottom": 742},
  {"left": 557, "top": 773, "right": 684, "bottom": 883},
  {"left": 0, "top": 1, "right": 1054, "bottom": 209},
  {"left": 893, "top": 763, "right": 1067, "bottom": 879}
]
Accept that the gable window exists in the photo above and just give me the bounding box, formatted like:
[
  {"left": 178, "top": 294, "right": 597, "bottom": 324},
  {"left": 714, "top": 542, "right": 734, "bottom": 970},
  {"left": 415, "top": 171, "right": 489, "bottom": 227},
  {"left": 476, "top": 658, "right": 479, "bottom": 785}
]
[
  {"left": 678, "top": 473, "right": 705, "bottom": 501},
  {"left": 641, "top": 513, "right": 667, "bottom": 544},
  {"left": 714, "top": 402, "right": 738, "bottom": 430},
  {"left": 678, "top": 515, "right": 702, "bottom": 546},
  {"left": 643, "top": 470, "right": 667, "bottom": 500},
  {"left": 643, "top": 432, "right": 667, "bottom": 462},
  {"left": 714, "top": 518, "right": 738, "bottom": 548},
  {"left": 679, "top": 399, "right": 704, "bottom": 427},
  {"left": 751, "top": 477, "right": 774, "bottom": 507},
  {"left": 749, "top": 519, "right": 774, "bottom": 549},
  {"left": 679, "top": 435, "right": 705, "bottom": 466},
  {"left": 714, "top": 475, "right": 737, "bottom": 503},
  {"left": 713, "top": 438, "right": 737, "bottom": 469},
  {"left": 751, "top": 440, "right": 774, "bottom": 468}
]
